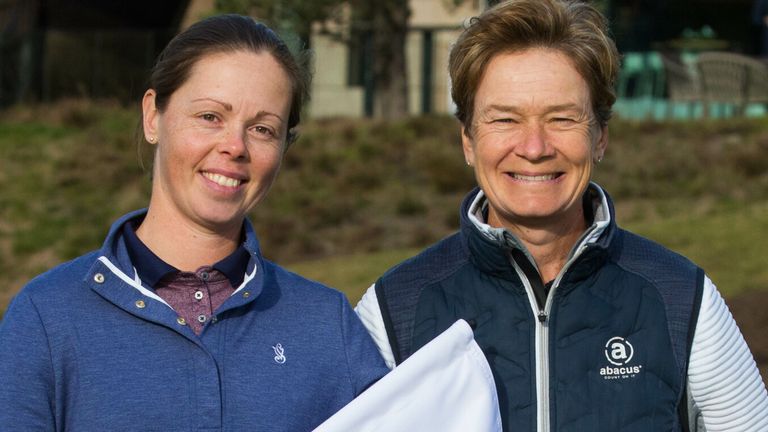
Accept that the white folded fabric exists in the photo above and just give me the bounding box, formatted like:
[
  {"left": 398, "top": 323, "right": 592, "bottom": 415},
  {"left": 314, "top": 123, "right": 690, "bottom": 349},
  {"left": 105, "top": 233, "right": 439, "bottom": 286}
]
[{"left": 314, "top": 319, "right": 502, "bottom": 432}]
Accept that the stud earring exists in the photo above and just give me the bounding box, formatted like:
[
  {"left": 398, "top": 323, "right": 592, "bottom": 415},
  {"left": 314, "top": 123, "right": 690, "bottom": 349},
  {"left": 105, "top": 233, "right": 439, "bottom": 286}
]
[{"left": 147, "top": 136, "right": 157, "bottom": 144}]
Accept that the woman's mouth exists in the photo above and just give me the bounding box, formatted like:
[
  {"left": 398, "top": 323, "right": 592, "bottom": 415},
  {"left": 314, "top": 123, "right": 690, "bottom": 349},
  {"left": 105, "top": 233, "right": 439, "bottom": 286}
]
[
  {"left": 202, "top": 172, "right": 243, "bottom": 188},
  {"left": 509, "top": 173, "right": 560, "bottom": 182}
]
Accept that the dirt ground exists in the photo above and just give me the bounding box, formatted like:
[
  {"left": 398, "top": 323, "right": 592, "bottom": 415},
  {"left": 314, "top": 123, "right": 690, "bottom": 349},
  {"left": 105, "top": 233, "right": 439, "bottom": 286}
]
[{"left": 727, "top": 290, "right": 768, "bottom": 387}]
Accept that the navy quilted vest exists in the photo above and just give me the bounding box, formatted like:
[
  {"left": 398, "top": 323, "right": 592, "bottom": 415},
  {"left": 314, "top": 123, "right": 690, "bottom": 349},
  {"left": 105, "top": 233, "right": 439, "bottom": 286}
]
[{"left": 376, "top": 187, "right": 703, "bottom": 432}]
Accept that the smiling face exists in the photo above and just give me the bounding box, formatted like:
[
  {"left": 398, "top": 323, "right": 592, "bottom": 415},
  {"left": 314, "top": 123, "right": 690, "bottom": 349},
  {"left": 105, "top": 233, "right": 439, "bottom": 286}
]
[
  {"left": 142, "top": 50, "right": 292, "bottom": 235},
  {"left": 462, "top": 48, "right": 607, "bottom": 232}
]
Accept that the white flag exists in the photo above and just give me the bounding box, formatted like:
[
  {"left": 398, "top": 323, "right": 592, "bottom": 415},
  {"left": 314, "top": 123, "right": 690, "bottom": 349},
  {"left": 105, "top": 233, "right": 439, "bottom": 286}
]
[{"left": 315, "top": 319, "right": 502, "bottom": 432}]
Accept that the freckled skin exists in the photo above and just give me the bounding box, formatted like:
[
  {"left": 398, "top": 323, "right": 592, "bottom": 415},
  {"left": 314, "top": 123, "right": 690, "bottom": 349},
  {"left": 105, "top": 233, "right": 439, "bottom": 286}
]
[{"left": 462, "top": 48, "right": 608, "bottom": 235}]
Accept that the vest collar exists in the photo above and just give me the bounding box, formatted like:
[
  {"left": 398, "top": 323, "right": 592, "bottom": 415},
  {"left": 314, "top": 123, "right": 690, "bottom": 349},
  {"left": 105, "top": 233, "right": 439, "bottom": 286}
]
[{"left": 460, "top": 183, "right": 616, "bottom": 279}]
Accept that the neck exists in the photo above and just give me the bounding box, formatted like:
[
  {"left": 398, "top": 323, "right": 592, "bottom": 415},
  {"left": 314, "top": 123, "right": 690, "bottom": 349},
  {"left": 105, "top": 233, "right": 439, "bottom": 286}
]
[
  {"left": 136, "top": 206, "right": 241, "bottom": 272},
  {"left": 489, "top": 209, "right": 587, "bottom": 284}
]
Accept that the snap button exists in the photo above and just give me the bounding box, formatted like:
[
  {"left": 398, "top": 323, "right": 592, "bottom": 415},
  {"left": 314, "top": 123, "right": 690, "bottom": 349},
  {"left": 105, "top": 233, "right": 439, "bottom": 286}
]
[
  {"left": 194, "top": 291, "right": 204, "bottom": 300},
  {"left": 243, "top": 291, "right": 250, "bottom": 298},
  {"left": 94, "top": 273, "right": 105, "bottom": 283},
  {"left": 200, "top": 271, "right": 210, "bottom": 281},
  {"left": 211, "top": 316, "right": 218, "bottom": 324},
  {"left": 135, "top": 300, "right": 145, "bottom": 309},
  {"left": 197, "top": 315, "right": 207, "bottom": 323},
  {"left": 177, "top": 317, "right": 187, "bottom": 326}
]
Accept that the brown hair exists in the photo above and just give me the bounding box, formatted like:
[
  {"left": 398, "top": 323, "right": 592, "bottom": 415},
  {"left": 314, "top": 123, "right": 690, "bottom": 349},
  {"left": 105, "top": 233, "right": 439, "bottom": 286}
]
[
  {"left": 449, "top": 0, "right": 619, "bottom": 132},
  {"left": 148, "top": 14, "right": 310, "bottom": 145}
]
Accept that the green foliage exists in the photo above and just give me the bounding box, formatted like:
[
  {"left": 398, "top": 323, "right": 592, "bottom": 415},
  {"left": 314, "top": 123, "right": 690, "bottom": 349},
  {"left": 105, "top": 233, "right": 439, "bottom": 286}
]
[
  {"left": 0, "top": 100, "right": 150, "bottom": 312},
  {"left": 215, "top": 0, "right": 344, "bottom": 43},
  {"left": 254, "top": 115, "right": 473, "bottom": 262},
  {"left": 1, "top": 100, "right": 768, "bottom": 314}
]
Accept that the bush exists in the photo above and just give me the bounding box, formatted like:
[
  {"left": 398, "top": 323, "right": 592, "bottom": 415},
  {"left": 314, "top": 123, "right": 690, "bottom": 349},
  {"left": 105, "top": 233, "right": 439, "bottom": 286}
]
[{"left": 2, "top": 100, "right": 768, "bottom": 313}]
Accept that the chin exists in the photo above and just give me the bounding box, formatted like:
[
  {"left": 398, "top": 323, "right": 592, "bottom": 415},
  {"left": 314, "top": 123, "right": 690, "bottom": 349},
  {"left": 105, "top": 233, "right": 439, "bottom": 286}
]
[
  {"left": 195, "top": 208, "right": 246, "bottom": 230},
  {"left": 509, "top": 201, "right": 561, "bottom": 216}
]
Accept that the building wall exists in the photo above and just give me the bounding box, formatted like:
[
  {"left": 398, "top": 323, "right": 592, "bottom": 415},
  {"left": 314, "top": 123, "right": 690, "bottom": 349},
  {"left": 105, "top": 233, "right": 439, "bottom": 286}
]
[
  {"left": 309, "top": 33, "right": 365, "bottom": 117},
  {"left": 407, "top": 31, "right": 422, "bottom": 116},
  {"left": 434, "top": 29, "right": 463, "bottom": 114},
  {"left": 308, "top": 0, "right": 480, "bottom": 118},
  {"left": 410, "top": 0, "right": 479, "bottom": 28}
]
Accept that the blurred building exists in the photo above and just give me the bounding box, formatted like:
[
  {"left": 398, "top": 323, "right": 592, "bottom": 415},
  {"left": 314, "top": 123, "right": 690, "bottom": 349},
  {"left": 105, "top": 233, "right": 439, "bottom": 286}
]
[
  {"left": 0, "top": 0, "right": 212, "bottom": 107},
  {"left": 311, "top": 0, "right": 762, "bottom": 118},
  {"left": 0, "top": 0, "right": 763, "bottom": 117},
  {"left": 608, "top": 0, "right": 758, "bottom": 53},
  {"left": 309, "top": 0, "right": 483, "bottom": 117}
]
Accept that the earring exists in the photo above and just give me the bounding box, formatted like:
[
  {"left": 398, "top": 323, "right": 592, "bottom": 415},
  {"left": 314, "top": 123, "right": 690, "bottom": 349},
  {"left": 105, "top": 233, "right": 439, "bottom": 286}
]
[
  {"left": 147, "top": 136, "right": 157, "bottom": 143},
  {"left": 466, "top": 160, "right": 472, "bottom": 166}
]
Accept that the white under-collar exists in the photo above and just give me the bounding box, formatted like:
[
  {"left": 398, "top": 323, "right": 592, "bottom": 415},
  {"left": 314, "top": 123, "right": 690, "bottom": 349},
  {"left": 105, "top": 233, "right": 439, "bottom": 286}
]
[{"left": 466, "top": 183, "right": 612, "bottom": 248}]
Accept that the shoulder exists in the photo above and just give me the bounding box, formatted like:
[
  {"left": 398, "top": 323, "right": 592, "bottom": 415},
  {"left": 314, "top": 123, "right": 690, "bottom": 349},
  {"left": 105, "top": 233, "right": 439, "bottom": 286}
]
[
  {"left": 16, "top": 250, "right": 101, "bottom": 302},
  {"left": 609, "top": 228, "right": 704, "bottom": 317},
  {"left": 609, "top": 228, "right": 705, "bottom": 375},
  {"left": 369, "top": 233, "right": 471, "bottom": 364},
  {"left": 259, "top": 258, "right": 348, "bottom": 305},
  {"left": 378, "top": 232, "right": 468, "bottom": 291},
  {"left": 611, "top": 228, "right": 701, "bottom": 282},
  {"left": 2, "top": 250, "right": 101, "bottom": 345},
  {"left": 375, "top": 231, "right": 470, "bottom": 315}
]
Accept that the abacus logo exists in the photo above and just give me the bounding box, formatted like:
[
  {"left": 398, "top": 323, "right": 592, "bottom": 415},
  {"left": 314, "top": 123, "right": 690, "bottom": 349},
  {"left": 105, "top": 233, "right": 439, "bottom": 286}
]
[
  {"left": 605, "top": 336, "right": 633, "bottom": 365},
  {"left": 600, "top": 336, "right": 643, "bottom": 379}
]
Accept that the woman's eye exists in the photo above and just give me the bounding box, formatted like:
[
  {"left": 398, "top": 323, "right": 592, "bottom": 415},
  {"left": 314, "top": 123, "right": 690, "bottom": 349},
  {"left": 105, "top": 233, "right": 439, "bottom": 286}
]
[
  {"left": 200, "top": 113, "right": 218, "bottom": 122},
  {"left": 553, "top": 117, "right": 575, "bottom": 123},
  {"left": 253, "top": 125, "right": 275, "bottom": 137}
]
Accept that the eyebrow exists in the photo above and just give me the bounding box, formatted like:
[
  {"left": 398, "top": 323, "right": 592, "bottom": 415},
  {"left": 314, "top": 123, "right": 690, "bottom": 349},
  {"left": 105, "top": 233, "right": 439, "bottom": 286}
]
[
  {"left": 254, "top": 110, "right": 285, "bottom": 123},
  {"left": 192, "top": 98, "right": 285, "bottom": 122},
  {"left": 483, "top": 103, "right": 585, "bottom": 115},
  {"left": 192, "top": 97, "right": 232, "bottom": 111}
]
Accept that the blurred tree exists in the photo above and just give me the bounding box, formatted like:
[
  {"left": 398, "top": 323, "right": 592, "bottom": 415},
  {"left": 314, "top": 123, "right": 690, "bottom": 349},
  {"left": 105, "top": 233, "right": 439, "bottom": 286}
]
[
  {"left": 350, "top": 0, "right": 410, "bottom": 119},
  {"left": 215, "top": 0, "right": 410, "bottom": 120},
  {"left": 215, "top": 0, "right": 342, "bottom": 48}
]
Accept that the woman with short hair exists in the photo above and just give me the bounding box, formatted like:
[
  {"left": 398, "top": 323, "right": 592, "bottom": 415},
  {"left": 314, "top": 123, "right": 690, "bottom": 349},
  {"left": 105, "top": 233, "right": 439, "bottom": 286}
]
[{"left": 357, "top": 1, "right": 768, "bottom": 430}]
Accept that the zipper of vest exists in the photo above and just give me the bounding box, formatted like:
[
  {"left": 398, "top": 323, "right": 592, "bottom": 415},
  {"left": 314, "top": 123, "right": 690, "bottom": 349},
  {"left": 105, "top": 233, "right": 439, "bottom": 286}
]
[
  {"left": 537, "top": 306, "right": 551, "bottom": 432},
  {"left": 510, "top": 258, "right": 550, "bottom": 432},
  {"left": 511, "top": 242, "right": 596, "bottom": 432}
]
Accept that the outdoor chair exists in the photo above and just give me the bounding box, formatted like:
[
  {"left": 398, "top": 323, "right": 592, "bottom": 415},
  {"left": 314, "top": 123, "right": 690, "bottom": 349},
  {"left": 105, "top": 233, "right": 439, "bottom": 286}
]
[
  {"left": 696, "top": 51, "right": 768, "bottom": 116},
  {"left": 616, "top": 52, "right": 666, "bottom": 119},
  {"left": 660, "top": 52, "right": 701, "bottom": 118}
]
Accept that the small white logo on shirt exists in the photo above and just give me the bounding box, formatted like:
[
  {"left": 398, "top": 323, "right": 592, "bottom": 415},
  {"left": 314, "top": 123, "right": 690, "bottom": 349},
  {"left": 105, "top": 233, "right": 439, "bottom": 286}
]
[
  {"left": 600, "top": 336, "right": 643, "bottom": 380},
  {"left": 272, "top": 343, "right": 286, "bottom": 364}
]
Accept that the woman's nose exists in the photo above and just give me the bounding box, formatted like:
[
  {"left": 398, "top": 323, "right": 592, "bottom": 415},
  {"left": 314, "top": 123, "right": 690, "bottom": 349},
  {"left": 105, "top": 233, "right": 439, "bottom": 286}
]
[
  {"left": 219, "top": 128, "right": 249, "bottom": 160},
  {"left": 515, "top": 124, "right": 554, "bottom": 160}
]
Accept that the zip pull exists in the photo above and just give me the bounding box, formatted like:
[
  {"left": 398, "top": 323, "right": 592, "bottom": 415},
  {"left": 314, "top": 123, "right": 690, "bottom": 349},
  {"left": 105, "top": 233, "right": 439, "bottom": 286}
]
[{"left": 538, "top": 311, "right": 547, "bottom": 323}]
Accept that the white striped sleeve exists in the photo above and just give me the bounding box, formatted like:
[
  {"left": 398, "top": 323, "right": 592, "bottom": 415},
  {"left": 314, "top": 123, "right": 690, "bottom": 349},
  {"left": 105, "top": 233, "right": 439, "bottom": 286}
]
[
  {"left": 687, "top": 276, "right": 768, "bottom": 431},
  {"left": 355, "top": 284, "right": 397, "bottom": 369}
]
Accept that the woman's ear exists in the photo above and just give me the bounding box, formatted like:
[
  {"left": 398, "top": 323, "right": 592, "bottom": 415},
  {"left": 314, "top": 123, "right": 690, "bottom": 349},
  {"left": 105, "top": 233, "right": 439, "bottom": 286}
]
[
  {"left": 593, "top": 124, "right": 608, "bottom": 163},
  {"left": 461, "top": 126, "right": 476, "bottom": 167},
  {"left": 142, "top": 89, "right": 159, "bottom": 144}
]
